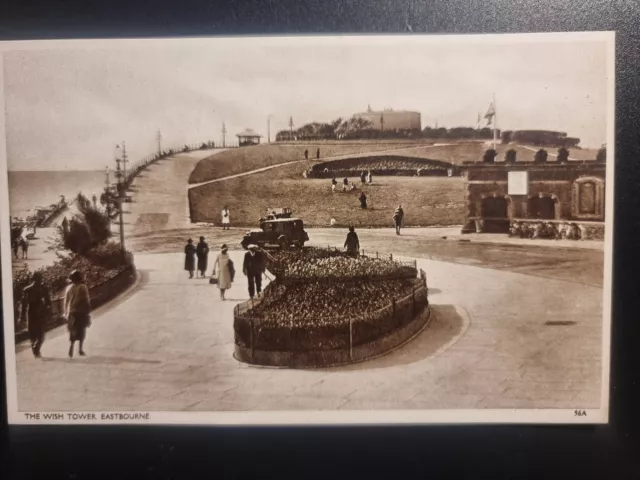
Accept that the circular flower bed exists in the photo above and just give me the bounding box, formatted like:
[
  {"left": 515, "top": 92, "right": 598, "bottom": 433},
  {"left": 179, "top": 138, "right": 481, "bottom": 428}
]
[{"left": 234, "top": 247, "right": 430, "bottom": 367}]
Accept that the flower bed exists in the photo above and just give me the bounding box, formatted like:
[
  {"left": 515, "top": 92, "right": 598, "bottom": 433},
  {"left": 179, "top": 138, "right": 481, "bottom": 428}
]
[
  {"left": 234, "top": 248, "right": 429, "bottom": 367},
  {"left": 308, "top": 155, "right": 455, "bottom": 178}
]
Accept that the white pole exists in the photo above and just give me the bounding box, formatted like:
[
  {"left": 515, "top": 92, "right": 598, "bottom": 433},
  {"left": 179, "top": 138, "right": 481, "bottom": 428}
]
[{"left": 493, "top": 93, "right": 497, "bottom": 150}]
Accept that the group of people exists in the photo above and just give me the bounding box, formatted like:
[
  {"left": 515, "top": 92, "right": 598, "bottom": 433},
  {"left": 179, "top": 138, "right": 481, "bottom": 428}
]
[
  {"left": 20, "top": 269, "right": 92, "bottom": 359},
  {"left": 184, "top": 238, "right": 267, "bottom": 300},
  {"left": 330, "top": 171, "right": 373, "bottom": 194},
  {"left": 304, "top": 148, "right": 321, "bottom": 160},
  {"left": 12, "top": 236, "right": 29, "bottom": 259},
  {"left": 508, "top": 221, "right": 582, "bottom": 240}
]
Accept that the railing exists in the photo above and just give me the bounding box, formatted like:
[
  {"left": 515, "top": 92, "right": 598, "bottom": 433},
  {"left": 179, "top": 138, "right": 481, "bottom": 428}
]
[
  {"left": 234, "top": 271, "right": 428, "bottom": 357},
  {"left": 121, "top": 140, "right": 239, "bottom": 190}
]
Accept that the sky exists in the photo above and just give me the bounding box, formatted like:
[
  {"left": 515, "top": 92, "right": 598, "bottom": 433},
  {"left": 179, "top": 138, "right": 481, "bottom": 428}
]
[{"left": 1, "top": 34, "right": 611, "bottom": 171}]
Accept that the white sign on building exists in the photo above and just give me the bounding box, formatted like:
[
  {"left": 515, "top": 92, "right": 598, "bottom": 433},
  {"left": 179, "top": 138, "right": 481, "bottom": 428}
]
[{"left": 508, "top": 171, "right": 529, "bottom": 195}]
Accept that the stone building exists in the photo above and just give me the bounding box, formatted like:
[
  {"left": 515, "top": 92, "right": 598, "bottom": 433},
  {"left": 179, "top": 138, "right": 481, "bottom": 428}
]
[{"left": 460, "top": 159, "right": 606, "bottom": 239}]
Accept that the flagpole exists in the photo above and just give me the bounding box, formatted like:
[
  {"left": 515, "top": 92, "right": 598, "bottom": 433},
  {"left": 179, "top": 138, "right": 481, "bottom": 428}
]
[{"left": 493, "top": 93, "right": 497, "bottom": 150}]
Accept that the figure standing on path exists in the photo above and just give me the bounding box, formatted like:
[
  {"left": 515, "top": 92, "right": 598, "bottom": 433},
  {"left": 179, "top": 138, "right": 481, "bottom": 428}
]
[
  {"left": 221, "top": 206, "right": 231, "bottom": 230},
  {"left": 212, "top": 244, "right": 234, "bottom": 300},
  {"left": 316, "top": 148, "right": 320, "bottom": 160},
  {"left": 21, "top": 271, "right": 51, "bottom": 358},
  {"left": 184, "top": 238, "right": 196, "bottom": 279},
  {"left": 361, "top": 171, "right": 366, "bottom": 184},
  {"left": 196, "top": 236, "right": 210, "bottom": 278},
  {"left": 21, "top": 237, "right": 29, "bottom": 259},
  {"left": 243, "top": 245, "right": 266, "bottom": 299},
  {"left": 64, "top": 270, "right": 91, "bottom": 358},
  {"left": 393, "top": 205, "right": 404, "bottom": 235},
  {"left": 344, "top": 226, "right": 360, "bottom": 258},
  {"left": 359, "top": 191, "right": 368, "bottom": 209},
  {"left": 304, "top": 149, "right": 309, "bottom": 160},
  {"left": 343, "top": 177, "right": 349, "bottom": 192},
  {"left": 367, "top": 170, "right": 373, "bottom": 184},
  {"left": 331, "top": 177, "right": 337, "bottom": 192}
]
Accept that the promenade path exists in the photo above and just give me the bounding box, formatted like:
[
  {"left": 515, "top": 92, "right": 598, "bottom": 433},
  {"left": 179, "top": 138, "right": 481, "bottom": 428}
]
[{"left": 14, "top": 149, "right": 605, "bottom": 412}]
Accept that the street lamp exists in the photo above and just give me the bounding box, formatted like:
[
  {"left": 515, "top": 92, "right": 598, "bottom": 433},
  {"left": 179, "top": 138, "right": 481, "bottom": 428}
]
[{"left": 267, "top": 114, "right": 273, "bottom": 143}]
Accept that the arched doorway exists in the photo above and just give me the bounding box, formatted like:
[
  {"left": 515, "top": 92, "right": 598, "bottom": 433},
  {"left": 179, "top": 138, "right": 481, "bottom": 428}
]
[
  {"left": 528, "top": 194, "right": 557, "bottom": 219},
  {"left": 481, "top": 195, "right": 510, "bottom": 233}
]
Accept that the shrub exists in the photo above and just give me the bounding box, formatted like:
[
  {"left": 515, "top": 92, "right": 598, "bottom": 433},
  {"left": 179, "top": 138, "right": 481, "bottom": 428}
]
[
  {"left": 483, "top": 149, "right": 497, "bottom": 163},
  {"left": 557, "top": 147, "right": 570, "bottom": 163},
  {"left": 596, "top": 145, "right": 606, "bottom": 162},
  {"left": 534, "top": 149, "right": 548, "bottom": 163}
]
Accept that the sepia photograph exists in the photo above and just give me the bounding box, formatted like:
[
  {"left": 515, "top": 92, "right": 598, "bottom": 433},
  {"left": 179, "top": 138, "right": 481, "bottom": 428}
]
[{"left": 1, "top": 32, "right": 614, "bottom": 425}]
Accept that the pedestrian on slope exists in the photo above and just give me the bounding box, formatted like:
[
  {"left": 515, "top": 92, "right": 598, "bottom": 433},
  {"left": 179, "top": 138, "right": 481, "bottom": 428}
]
[
  {"left": 64, "top": 270, "right": 91, "bottom": 358},
  {"left": 344, "top": 226, "right": 360, "bottom": 258},
  {"left": 184, "top": 238, "right": 196, "bottom": 279},
  {"left": 316, "top": 148, "right": 320, "bottom": 160},
  {"left": 221, "top": 205, "right": 231, "bottom": 230},
  {"left": 21, "top": 271, "right": 52, "bottom": 358},
  {"left": 359, "top": 191, "right": 368, "bottom": 209},
  {"left": 21, "top": 237, "right": 29, "bottom": 259},
  {"left": 243, "top": 245, "right": 266, "bottom": 299},
  {"left": 212, "top": 244, "right": 234, "bottom": 300},
  {"left": 393, "top": 205, "right": 404, "bottom": 235},
  {"left": 196, "top": 236, "right": 210, "bottom": 278}
]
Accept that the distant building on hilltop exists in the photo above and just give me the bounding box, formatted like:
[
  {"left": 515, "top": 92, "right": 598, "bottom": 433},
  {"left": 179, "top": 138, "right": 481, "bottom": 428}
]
[
  {"left": 236, "top": 128, "right": 262, "bottom": 147},
  {"left": 353, "top": 105, "right": 421, "bottom": 132}
]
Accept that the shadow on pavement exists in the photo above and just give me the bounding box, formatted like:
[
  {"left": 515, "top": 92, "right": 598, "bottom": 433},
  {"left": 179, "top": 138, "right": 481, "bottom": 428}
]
[{"left": 324, "top": 304, "right": 465, "bottom": 371}]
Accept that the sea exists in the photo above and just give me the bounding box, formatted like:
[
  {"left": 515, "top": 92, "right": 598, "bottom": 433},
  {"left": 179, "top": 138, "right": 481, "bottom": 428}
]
[{"left": 8, "top": 171, "right": 105, "bottom": 219}]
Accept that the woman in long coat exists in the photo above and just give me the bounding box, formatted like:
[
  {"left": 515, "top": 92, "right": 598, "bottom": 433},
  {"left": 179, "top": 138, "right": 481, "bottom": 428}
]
[
  {"left": 64, "top": 270, "right": 91, "bottom": 358},
  {"left": 213, "top": 244, "right": 233, "bottom": 300},
  {"left": 184, "top": 238, "right": 196, "bottom": 279}
]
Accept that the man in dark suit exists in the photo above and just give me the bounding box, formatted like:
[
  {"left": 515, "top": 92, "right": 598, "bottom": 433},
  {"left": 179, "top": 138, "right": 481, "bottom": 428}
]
[{"left": 243, "top": 245, "right": 266, "bottom": 298}]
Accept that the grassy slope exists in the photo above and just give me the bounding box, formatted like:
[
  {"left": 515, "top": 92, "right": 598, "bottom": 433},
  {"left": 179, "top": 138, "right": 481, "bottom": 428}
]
[
  {"left": 189, "top": 160, "right": 465, "bottom": 227},
  {"left": 188, "top": 143, "right": 421, "bottom": 184}
]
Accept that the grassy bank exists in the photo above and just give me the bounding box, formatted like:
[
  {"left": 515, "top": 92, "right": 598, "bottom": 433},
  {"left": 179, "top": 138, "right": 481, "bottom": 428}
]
[
  {"left": 189, "top": 161, "right": 465, "bottom": 228},
  {"left": 188, "top": 143, "right": 421, "bottom": 184}
]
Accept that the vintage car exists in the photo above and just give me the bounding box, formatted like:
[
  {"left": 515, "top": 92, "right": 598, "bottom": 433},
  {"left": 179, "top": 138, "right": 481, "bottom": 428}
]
[{"left": 241, "top": 209, "right": 309, "bottom": 249}]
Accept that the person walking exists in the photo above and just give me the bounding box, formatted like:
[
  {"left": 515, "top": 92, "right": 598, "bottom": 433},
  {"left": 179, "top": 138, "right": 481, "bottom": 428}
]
[
  {"left": 212, "top": 244, "right": 234, "bottom": 300},
  {"left": 21, "top": 271, "right": 51, "bottom": 358},
  {"left": 359, "top": 191, "right": 368, "bottom": 209},
  {"left": 196, "top": 236, "right": 210, "bottom": 278},
  {"left": 184, "top": 238, "right": 196, "bottom": 279},
  {"left": 64, "top": 270, "right": 91, "bottom": 358},
  {"left": 12, "top": 238, "right": 19, "bottom": 259},
  {"left": 304, "top": 149, "right": 309, "bottom": 160},
  {"left": 21, "top": 237, "right": 29, "bottom": 259},
  {"left": 331, "top": 177, "right": 337, "bottom": 193},
  {"left": 343, "top": 177, "right": 349, "bottom": 192},
  {"left": 344, "top": 226, "right": 360, "bottom": 258},
  {"left": 360, "top": 171, "right": 366, "bottom": 184},
  {"left": 367, "top": 170, "right": 373, "bottom": 184},
  {"left": 393, "top": 205, "right": 404, "bottom": 235},
  {"left": 243, "top": 245, "right": 266, "bottom": 299},
  {"left": 221, "top": 205, "right": 231, "bottom": 230},
  {"left": 316, "top": 147, "right": 320, "bottom": 160}
]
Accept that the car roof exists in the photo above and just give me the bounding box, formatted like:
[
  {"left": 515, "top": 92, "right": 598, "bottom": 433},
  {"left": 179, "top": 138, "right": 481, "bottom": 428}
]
[{"left": 263, "top": 218, "right": 302, "bottom": 223}]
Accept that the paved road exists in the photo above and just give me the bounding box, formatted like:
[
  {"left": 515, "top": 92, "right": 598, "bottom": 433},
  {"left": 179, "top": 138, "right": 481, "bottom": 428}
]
[{"left": 14, "top": 150, "right": 605, "bottom": 412}]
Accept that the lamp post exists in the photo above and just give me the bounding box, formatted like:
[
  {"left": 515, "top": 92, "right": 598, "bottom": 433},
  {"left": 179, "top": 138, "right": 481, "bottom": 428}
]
[
  {"left": 267, "top": 114, "right": 273, "bottom": 143},
  {"left": 114, "top": 156, "right": 126, "bottom": 254}
]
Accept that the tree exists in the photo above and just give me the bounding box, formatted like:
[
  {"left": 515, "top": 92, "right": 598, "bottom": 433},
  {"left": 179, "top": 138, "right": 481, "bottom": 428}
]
[
  {"left": 596, "top": 144, "right": 606, "bottom": 162},
  {"left": 557, "top": 147, "right": 570, "bottom": 164},
  {"left": 483, "top": 149, "right": 497, "bottom": 163},
  {"left": 534, "top": 149, "right": 548, "bottom": 163},
  {"left": 505, "top": 149, "right": 517, "bottom": 163}
]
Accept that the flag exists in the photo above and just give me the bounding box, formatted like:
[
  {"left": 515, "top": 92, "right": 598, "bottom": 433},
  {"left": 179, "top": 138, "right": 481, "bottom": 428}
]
[{"left": 484, "top": 102, "right": 495, "bottom": 126}]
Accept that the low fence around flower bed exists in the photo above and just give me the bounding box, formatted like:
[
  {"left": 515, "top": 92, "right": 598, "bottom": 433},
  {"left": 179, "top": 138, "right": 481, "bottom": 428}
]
[
  {"left": 233, "top": 269, "right": 429, "bottom": 368},
  {"left": 14, "top": 264, "right": 137, "bottom": 344}
]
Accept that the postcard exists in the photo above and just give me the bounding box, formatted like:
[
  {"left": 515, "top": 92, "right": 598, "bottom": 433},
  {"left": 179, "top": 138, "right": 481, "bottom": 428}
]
[{"left": 1, "top": 31, "right": 614, "bottom": 425}]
